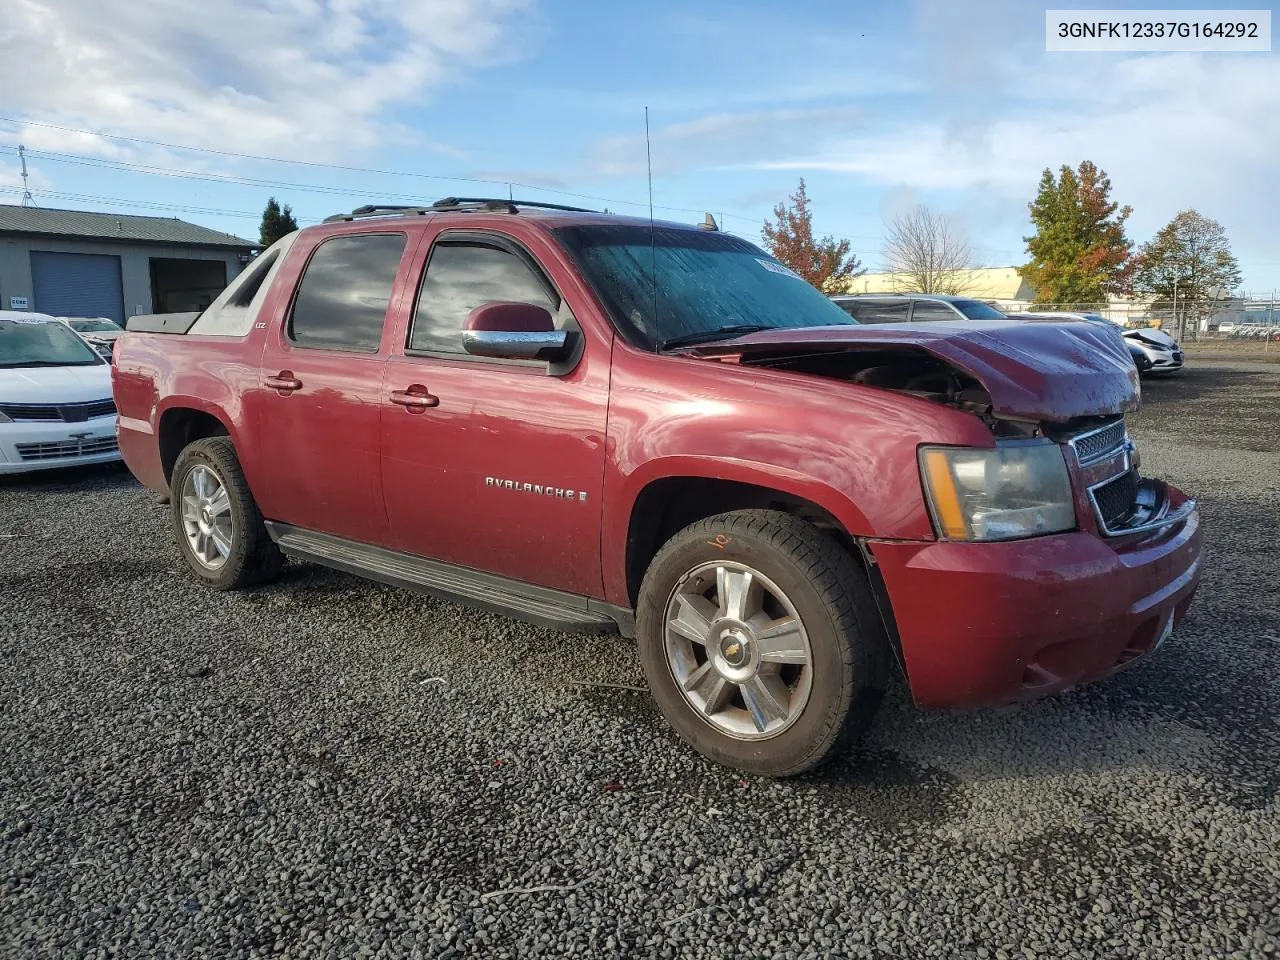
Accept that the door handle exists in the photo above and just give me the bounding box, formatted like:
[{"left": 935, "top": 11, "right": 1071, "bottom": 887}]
[
  {"left": 390, "top": 385, "right": 439, "bottom": 410},
  {"left": 266, "top": 372, "right": 303, "bottom": 392}
]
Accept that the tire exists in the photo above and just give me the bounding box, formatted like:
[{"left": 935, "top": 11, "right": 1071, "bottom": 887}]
[
  {"left": 170, "top": 436, "right": 283, "bottom": 590},
  {"left": 636, "top": 510, "right": 887, "bottom": 777}
]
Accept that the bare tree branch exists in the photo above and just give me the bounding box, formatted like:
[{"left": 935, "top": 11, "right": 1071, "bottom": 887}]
[{"left": 882, "top": 206, "right": 976, "bottom": 295}]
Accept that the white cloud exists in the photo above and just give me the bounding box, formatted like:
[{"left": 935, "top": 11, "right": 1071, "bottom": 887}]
[
  {"left": 746, "top": 54, "right": 1280, "bottom": 260},
  {"left": 590, "top": 105, "right": 862, "bottom": 178},
  {"left": 0, "top": 0, "right": 531, "bottom": 162},
  {"left": 0, "top": 162, "right": 51, "bottom": 196}
]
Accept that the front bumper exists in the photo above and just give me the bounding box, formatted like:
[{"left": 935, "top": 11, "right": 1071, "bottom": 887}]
[
  {"left": 0, "top": 417, "right": 121, "bottom": 475},
  {"left": 1142, "top": 347, "right": 1183, "bottom": 372},
  {"left": 867, "top": 489, "right": 1202, "bottom": 708}
]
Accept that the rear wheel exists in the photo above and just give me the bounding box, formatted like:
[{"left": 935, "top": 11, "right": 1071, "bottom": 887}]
[
  {"left": 636, "top": 510, "right": 888, "bottom": 777},
  {"left": 170, "top": 436, "right": 282, "bottom": 590}
]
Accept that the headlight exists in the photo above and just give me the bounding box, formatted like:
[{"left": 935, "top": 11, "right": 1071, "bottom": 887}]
[{"left": 919, "top": 442, "right": 1076, "bottom": 541}]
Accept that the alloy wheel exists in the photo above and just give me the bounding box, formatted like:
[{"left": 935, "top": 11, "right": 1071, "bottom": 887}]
[
  {"left": 180, "top": 464, "right": 234, "bottom": 570},
  {"left": 663, "top": 561, "right": 813, "bottom": 740}
]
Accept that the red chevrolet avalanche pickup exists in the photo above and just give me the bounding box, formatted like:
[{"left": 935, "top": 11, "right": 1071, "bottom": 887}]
[{"left": 112, "top": 198, "right": 1202, "bottom": 776}]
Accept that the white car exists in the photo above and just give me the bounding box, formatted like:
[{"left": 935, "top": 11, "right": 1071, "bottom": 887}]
[
  {"left": 0, "top": 311, "right": 122, "bottom": 475},
  {"left": 58, "top": 317, "right": 125, "bottom": 359},
  {"left": 1017, "top": 311, "right": 1184, "bottom": 374}
]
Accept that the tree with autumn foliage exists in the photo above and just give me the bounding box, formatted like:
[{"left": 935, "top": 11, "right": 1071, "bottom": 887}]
[
  {"left": 1132, "top": 210, "right": 1241, "bottom": 339},
  {"left": 761, "top": 179, "right": 863, "bottom": 292},
  {"left": 1019, "top": 161, "right": 1134, "bottom": 305}
]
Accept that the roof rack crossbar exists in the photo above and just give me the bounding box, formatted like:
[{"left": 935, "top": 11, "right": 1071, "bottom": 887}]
[
  {"left": 431, "top": 196, "right": 597, "bottom": 213},
  {"left": 323, "top": 197, "right": 599, "bottom": 223},
  {"left": 323, "top": 205, "right": 434, "bottom": 223}
]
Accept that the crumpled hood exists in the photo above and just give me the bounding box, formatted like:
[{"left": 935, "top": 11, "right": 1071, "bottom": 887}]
[
  {"left": 684, "top": 320, "right": 1140, "bottom": 422},
  {"left": 1123, "top": 327, "right": 1178, "bottom": 349},
  {"left": 0, "top": 363, "right": 114, "bottom": 405}
]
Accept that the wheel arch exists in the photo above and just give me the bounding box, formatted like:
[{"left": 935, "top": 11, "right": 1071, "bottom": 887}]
[
  {"left": 619, "top": 464, "right": 872, "bottom": 611},
  {"left": 157, "top": 401, "right": 234, "bottom": 485}
]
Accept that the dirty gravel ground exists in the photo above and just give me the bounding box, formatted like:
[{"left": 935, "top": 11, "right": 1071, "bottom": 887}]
[{"left": 1, "top": 360, "right": 1277, "bottom": 960}]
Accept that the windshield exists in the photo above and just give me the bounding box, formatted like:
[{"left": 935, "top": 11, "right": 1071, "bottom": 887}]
[
  {"left": 554, "top": 224, "right": 856, "bottom": 349},
  {"left": 953, "top": 299, "right": 1008, "bottom": 320},
  {"left": 0, "top": 319, "right": 104, "bottom": 367},
  {"left": 68, "top": 319, "right": 122, "bottom": 333}
]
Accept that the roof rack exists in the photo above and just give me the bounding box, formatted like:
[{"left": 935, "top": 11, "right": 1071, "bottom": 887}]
[
  {"left": 323, "top": 197, "right": 597, "bottom": 223},
  {"left": 432, "top": 196, "right": 597, "bottom": 214}
]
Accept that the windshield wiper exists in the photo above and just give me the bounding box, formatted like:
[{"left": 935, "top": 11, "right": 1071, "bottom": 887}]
[{"left": 660, "top": 324, "right": 773, "bottom": 350}]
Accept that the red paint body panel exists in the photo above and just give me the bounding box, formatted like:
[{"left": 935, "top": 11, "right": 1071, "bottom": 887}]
[
  {"left": 113, "top": 334, "right": 262, "bottom": 492},
  {"left": 869, "top": 487, "right": 1201, "bottom": 708},
  {"left": 376, "top": 218, "right": 613, "bottom": 595},
  {"left": 111, "top": 208, "right": 1203, "bottom": 713},
  {"left": 597, "top": 344, "right": 994, "bottom": 607}
]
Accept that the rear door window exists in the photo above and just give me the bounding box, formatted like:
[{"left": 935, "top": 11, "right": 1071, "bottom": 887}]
[{"left": 289, "top": 233, "right": 407, "bottom": 352}]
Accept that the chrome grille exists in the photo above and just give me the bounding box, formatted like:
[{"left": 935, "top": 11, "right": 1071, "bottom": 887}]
[
  {"left": 1071, "top": 419, "right": 1127, "bottom": 464},
  {"left": 15, "top": 437, "right": 119, "bottom": 461},
  {"left": 1093, "top": 470, "right": 1139, "bottom": 530},
  {"left": 0, "top": 399, "right": 116, "bottom": 422}
]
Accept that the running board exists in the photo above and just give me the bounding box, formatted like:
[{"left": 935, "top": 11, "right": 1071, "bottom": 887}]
[{"left": 265, "top": 523, "right": 628, "bottom": 636}]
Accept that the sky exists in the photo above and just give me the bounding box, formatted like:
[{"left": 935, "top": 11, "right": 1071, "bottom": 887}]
[{"left": 1, "top": 0, "right": 1278, "bottom": 292}]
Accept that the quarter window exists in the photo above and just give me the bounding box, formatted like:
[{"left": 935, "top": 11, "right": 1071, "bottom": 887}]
[
  {"left": 410, "top": 241, "right": 558, "bottom": 355},
  {"left": 910, "top": 301, "right": 960, "bottom": 322},
  {"left": 289, "top": 233, "right": 407, "bottom": 352},
  {"left": 840, "top": 300, "right": 910, "bottom": 324}
]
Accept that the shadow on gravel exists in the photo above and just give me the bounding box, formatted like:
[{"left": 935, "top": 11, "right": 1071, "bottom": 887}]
[
  {"left": 0, "top": 461, "right": 138, "bottom": 491},
  {"left": 800, "top": 749, "right": 966, "bottom": 830},
  {"left": 0, "top": 556, "right": 164, "bottom": 589},
  {"left": 572, "top": 685, "right": 661, "bottom": 727}
]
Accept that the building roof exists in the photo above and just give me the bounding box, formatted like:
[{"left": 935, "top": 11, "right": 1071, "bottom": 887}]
[
  {"left": 0, "top": 204, "right": 255, "bottom": 249},
  {"left": 830, "top": 266, "right": 1035, "bottom": 301}
]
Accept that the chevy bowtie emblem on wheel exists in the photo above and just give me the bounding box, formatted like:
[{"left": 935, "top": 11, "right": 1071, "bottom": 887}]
[{"left": 484, "top": 476, "right": 588, "bottom": 502}]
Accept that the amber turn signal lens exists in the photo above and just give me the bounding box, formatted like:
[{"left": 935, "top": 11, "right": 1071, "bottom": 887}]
[{"left": 921, "top": 449, "right": 969, "bottom": 539}]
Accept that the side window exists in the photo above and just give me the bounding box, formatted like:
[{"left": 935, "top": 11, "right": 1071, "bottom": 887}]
[
  {"left": 846, "top": 300, "right": 910, "bottom": 324},
  {"left": 289, "top": 233, "right": 407, "bottom": 352},
  {"left": 910, "top": 301, "right": 959, "bottom": 322},
  {"left": 410, "top": 240, "right": 558, "bottom": 355}
]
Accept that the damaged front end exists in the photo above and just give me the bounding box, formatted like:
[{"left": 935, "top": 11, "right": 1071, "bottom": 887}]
[
  {"left": 1050, "top": 417, "right": 1197, "bottom": 539},
  {"left": 684, "top": 321, "right": 1191, "bottom": 540}
]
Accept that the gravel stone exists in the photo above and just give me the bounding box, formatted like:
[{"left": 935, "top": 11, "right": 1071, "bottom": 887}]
[{"left": 1, "top": 359, "right": 1277, "bottom": 959}]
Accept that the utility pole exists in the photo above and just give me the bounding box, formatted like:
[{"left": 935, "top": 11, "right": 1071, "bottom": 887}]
[
  {"left": 18, "top": 144, "right": 35, "bottom": 207},
  {"left": 1171, "top": 279, "right": 1178, "bottom": 339},
  {"left": 1268, "top": 289, "right": 1275, "bottom": 354}
]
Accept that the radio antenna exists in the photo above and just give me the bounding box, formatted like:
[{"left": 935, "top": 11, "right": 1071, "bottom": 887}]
[
  {"left": 645, "top": 106, "right": 658, "bottom": 350},
  {"left": 18, "top": 144, "right": 35, "bottom": 207}
]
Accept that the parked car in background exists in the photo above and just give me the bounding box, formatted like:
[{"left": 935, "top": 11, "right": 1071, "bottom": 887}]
[
  {"left": 58, "top": 317, "right": 126, "bottom": 359},
  {"left": 0, "top": 311, "right": 121, "bottom": 474},
  {"left": 830, "top": 293, "right": 1009, "bottom": 323},
  {"left": 111, "top": 198, "right": 1201, "bottom": 777},
  {"left": 1126, "top": 341, "right": 1154, "bottom": 374},
  {"left": 1016, "top": 312, "right": 1184, "bottom": 374}
]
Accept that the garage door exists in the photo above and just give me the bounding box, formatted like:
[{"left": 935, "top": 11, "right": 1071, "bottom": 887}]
[{"left": 30, "top": 251, "right": 126, "bottom": 325}]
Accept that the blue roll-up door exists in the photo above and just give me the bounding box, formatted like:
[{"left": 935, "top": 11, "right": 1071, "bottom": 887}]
[{"left": 30, "top": 251, "right": 126, "bottom": 325}]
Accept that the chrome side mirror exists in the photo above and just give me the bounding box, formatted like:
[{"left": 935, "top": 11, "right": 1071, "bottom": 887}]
[{"left": 461, "top": 302, "right": 577, "bottom": 362}]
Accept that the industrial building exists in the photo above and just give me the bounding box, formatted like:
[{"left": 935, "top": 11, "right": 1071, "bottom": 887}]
[{"left": 0, "top": 205, "right": 256, "bottom": 324}]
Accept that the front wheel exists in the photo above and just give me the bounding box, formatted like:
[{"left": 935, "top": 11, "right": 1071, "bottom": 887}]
[
  {"left": 170, "top": 436, "right": 283, "bottom": 590},
  {"left": 636, "top": 510, "right": 888, "bottom": 777}
]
